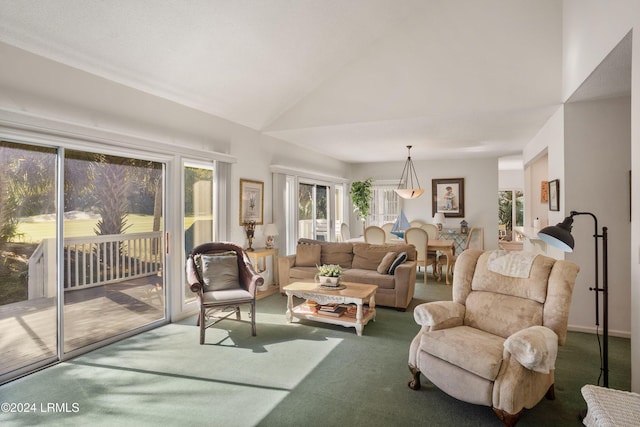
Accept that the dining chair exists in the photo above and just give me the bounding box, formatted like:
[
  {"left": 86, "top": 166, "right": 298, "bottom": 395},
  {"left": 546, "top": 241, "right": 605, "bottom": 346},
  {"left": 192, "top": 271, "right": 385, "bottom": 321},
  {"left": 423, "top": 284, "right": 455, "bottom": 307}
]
[
  {"left": 436, "top": 227, "right": 482, "bottom": 281},
  {"left": 340, "top": 222, "right": 351, "bottom": 241},
  {"left": 381, "top": 222, "right": 394, "bottom": 241},
  {"left": 421, "top": 223, "right": 439, "bottom": 259},
  {"left": 409, "top": 220, "right": 426, "bottom": 228},
  {"left": 405, "top": 227, "right": 437, "bottom": 284},
  {"left": 364, "top": 225, "right": 386, "bottom": 244}
]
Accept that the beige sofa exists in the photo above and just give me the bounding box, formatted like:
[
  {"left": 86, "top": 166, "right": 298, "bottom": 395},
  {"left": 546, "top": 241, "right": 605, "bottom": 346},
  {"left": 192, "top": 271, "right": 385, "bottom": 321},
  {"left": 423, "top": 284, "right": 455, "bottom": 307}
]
[
  {"left": 408, "top": 249, "right": 579, "bottom": 426},
  {"left": 278, "top": 238, "right": 417, "bottom": 310}
]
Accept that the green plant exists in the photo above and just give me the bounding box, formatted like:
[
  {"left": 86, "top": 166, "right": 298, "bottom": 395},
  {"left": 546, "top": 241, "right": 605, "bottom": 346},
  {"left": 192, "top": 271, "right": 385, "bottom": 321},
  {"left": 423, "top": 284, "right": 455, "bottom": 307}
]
[
  {"left": 350, "top": 178, "right": 373, "bottom": 221},
  {"left": 316, "top": 264, "right": 343, "bottom": 277}
]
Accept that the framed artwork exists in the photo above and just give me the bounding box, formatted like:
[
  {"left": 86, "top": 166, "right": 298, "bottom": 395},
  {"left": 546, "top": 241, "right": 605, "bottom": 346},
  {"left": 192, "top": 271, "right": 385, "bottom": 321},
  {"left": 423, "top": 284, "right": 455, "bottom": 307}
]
[
  {"left": 239, "top": 179, "right": 264, "bottom": 225},
  {"left": 541, "top": 181, "right": 549, "bottom": 202},
  {"left": 432, "top": 178, "right": 465, "bottom": 218},
  {"left": 548, "top": 179, "right": 560, "bottom": 211}
]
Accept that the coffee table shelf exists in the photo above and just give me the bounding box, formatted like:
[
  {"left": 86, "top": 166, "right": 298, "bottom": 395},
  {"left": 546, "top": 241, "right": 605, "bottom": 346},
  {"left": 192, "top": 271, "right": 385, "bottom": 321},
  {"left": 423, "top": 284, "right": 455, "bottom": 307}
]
[{"left": 283, "top": 281, "right": 377, "bottom": 336}]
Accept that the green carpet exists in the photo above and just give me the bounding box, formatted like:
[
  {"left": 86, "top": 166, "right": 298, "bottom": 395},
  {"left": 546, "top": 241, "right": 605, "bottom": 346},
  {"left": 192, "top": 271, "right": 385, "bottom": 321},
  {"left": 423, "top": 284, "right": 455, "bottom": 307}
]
[{"left": 0, "top": 278, "right": 630, "bottom": 426}]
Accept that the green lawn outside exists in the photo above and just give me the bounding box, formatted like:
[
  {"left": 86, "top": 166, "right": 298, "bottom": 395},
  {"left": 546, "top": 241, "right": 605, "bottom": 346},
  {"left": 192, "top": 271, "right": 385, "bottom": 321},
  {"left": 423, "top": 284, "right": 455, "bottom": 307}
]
[{"left": 12, "top": 214, "right": 194, "bottom": 243}]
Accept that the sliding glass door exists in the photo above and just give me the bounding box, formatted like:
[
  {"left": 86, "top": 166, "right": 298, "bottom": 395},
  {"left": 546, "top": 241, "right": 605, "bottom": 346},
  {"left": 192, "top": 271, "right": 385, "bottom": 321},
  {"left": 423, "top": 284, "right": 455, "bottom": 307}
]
[
  {"left": 0, "top": 141, "right": 58, "bottom": 380},
  {"left": 0, "top": 140, "right": 167, "bottom": 383},
  {"left": 63, "top": 150, "right": 165, "bottom": 354}
]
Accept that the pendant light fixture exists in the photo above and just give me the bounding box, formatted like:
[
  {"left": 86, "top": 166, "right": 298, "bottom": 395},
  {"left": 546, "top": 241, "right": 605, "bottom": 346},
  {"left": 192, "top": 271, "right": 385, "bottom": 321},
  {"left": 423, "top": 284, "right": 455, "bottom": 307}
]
[{"left": 395, "top": 145, "right": 424, "bottom": 199}]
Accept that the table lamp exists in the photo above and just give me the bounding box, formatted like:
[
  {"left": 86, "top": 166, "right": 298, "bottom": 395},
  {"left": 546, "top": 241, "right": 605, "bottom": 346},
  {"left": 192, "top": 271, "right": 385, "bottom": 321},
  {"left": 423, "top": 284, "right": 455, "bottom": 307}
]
[
  {"left": 263, "top": 223, "right": 278, "bottom": 249},
  {"left": 433, "top": 212, "right": 445, "bottom": 231},
  {"left": 242, "top": 220, "right": 256, "bottom": 251}
]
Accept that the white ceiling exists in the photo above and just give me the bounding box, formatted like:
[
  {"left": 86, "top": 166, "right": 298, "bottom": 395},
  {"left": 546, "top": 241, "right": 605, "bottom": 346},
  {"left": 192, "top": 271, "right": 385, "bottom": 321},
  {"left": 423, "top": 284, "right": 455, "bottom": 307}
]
[{"left": 0, "top": 0, "right": 563, "bottom": 163}]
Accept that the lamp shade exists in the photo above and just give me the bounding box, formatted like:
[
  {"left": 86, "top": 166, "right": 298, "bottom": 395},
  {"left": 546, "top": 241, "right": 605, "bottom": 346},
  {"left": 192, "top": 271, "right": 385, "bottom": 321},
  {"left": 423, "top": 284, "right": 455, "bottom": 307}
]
[
  {"left": 433, "top": 212, "right": 445, "bottom": 225},
  {"left": 395, "top": 188, "right": 424, "bottom": 199},
  {"left": 395, "top": 145, "right": 424, "bottom": 199},
  {"left": 263, "top": 223, "right": 279, "bottom": 236},
  {"left": 537, "top": 216, "right": 575, "bottom": 252}
]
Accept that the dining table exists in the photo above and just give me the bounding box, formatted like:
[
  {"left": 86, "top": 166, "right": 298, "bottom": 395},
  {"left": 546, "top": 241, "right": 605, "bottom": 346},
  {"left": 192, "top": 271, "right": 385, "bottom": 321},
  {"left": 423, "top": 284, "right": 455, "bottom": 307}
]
[{"left": 427, "top": 239, "right": 455, "bottom": 285}]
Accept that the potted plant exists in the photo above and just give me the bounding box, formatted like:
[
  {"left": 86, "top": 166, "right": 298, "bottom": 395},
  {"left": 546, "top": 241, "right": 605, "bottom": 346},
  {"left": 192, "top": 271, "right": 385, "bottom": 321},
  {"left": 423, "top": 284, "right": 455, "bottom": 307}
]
[
  {"left": 350, "top": 178, "right": 373, "bottom": 233},
  {"left": 315, "top": 264, "right": 343, "bottom": 286}
]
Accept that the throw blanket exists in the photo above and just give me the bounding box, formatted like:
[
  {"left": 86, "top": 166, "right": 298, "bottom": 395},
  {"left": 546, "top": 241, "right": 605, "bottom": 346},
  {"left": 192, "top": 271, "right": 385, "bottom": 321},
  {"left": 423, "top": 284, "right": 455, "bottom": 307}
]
[
  {"left": 487, "top": 249, "right": 537, "bottom": 278},
  {"left": 504, "top": 326, "right": 558, "bottom": 374}
]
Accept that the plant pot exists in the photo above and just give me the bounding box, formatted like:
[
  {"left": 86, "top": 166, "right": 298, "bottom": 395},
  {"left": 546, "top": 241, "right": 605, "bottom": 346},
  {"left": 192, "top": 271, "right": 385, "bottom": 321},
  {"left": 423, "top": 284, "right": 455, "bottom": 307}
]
[{"left": 318, "top": 275, "right": 340, "bottom": 286}]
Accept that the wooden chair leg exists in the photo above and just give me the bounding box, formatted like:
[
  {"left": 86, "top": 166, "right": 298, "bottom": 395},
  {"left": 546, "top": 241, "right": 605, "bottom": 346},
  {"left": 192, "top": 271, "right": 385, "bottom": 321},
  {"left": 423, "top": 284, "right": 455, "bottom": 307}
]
[
  {"left": 199, "top": 308, "right": 205, "bottom": 345},
  {"left": 408, "top": 365, "right": 421, "bottom": 390},
  {"left": 251, "top": 302, "right": 256, "bottom": 336},
  {"left": 545, "top": 384, "right": 556, "bottom": 400},
  {"left": 492, "top": 408, "right": 522, "bottom": 427}
]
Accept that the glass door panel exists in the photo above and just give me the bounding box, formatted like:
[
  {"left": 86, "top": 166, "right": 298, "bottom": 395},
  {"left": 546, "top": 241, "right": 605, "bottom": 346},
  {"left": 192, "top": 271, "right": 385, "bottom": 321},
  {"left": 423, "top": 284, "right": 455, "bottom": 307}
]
[
  {"left": 183, "top": 164, "right": 214, "bottom": 304},
  {"left": 298, "top": 183, "right": 329, "bottom": 241},
  {"left": 63, "top": 150, "right": 165, "bottom": 353},
  {"left": 0, "top": 141, "right": 57, "bottom": 380}
]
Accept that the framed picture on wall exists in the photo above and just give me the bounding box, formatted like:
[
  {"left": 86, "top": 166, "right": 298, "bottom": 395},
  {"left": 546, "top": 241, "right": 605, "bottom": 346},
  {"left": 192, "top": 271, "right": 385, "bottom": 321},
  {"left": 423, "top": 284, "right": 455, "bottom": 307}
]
[
  {"left": 548, "top": 179, "right": 560, "bottom": 211},
  {"left": 239, "top": 179, "right": 264, "bottom": 225},
  {"left": 432, "top": 178, "right": 465, "bottom": 218}
]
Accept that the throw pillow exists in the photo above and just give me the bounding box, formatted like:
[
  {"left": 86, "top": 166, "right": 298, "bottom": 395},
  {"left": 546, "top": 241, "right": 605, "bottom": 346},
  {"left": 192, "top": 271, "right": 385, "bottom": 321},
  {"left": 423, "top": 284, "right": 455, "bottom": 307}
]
[
  {"left": 377, "top": 251, "right": 397, "bottom": 274},
  {"left": 296, "top": 244, "right": 321, "bottom": 267},
  {"left": 388, "top": 251, "right": 408, "bottom": 275},
  {"left": 198, "top": 252, "right": 240, "bottom": 291}
]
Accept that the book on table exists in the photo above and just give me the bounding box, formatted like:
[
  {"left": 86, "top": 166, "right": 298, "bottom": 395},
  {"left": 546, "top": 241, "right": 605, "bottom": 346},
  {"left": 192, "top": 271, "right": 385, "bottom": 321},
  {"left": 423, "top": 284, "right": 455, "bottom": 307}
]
[{"left": 317, "top": 304, "right": 348, "bottom": 317}]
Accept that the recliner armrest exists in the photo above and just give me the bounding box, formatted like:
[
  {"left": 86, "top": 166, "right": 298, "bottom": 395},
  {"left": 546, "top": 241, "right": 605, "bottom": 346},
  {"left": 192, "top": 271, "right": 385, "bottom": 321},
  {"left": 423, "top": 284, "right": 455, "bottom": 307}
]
[
  {"left": 413, "top": 301, "right": 465, "bottom": 330},
  {"left": 504, "top": 325, "right": 558, "bottom": 374}
]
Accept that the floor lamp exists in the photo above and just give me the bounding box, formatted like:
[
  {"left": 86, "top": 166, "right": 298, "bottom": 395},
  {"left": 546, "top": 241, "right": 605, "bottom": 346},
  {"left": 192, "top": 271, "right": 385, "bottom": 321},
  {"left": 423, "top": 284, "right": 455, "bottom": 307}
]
[{"left": 537, "top": 211, "right": 609, "bottom": 387}]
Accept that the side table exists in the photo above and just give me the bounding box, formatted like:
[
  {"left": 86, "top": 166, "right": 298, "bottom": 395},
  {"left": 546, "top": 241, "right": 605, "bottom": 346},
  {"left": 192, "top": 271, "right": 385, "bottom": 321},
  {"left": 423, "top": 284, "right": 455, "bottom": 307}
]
[
  {"left": 247, "top": 247, "right": 279, "bottom": 297},
  {"left": 581, "top": 384, "right": 640, "bottom": 426}
]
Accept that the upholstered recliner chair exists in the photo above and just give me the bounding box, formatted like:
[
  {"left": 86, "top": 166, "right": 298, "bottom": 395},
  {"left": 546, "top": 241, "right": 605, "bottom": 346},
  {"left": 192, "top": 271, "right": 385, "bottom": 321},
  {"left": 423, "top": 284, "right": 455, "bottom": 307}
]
[{"left": 408, "top": 249, "right": 579, "bottom": 426}]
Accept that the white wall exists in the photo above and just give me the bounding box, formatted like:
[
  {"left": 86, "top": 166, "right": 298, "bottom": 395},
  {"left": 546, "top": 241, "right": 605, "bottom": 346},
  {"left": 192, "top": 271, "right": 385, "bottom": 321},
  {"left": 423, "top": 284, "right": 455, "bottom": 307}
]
[
  {"left": 561, "top": 0, "right": 639, "bottom": 391},
  {"left": 564, "top": 96, "right": 631, "bottom": 338},
  {"left": 0, "top": 41, "right": 351, "bottom": 252},
  {"left": 350, "top": 157, "right": 499, "bottom": 250},
  {"left": 498, "top": 169, "right": 524, "bottom": 189}
]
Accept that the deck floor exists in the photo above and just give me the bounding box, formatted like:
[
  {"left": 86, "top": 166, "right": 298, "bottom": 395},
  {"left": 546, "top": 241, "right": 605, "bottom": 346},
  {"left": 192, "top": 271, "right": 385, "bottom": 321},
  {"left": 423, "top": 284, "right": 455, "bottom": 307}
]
[{"left": 0, "top": 275, "right": 164, "bottom": 377}]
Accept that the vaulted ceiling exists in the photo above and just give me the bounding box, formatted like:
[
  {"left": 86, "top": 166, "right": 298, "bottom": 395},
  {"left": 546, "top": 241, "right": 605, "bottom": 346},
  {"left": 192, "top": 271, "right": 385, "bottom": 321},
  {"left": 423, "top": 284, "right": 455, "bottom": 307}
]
[{"left": 0, "top": 0, "right": 563, "bottom": 163}]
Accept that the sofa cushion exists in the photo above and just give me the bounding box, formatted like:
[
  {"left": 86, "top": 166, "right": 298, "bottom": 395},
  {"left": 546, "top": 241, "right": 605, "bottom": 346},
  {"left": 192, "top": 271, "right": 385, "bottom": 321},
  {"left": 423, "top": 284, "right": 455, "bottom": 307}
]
[
  {"left": 320, "top": 242, "right": 354, "bottom": 268},
  {"left": 377, "top": 251, "right": 397, "bottom": 274},
  {"left": 351, "top": 242, "right": 416, "bottom": 270},
  {"left": 289, "top": 266, "right": 317, "bottom": 280},
  {"left": 341, "top": 268, "right": 396, "bottom": 289},
  {"left": 295, "top": 244, "right": 321, "bottom": 267},
  {"left": 388, "top": 252, "right": 407, "bottom": 275},
  {"left": 419, "top": 325, "right": 505, "bottom": 381}
]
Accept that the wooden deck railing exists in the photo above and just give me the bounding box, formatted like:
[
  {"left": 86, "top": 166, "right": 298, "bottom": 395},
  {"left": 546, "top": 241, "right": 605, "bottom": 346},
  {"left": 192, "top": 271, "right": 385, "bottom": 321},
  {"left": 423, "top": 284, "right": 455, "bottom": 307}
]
[{"left": 28, "top": 232, "right": 163, "bottom": 298}]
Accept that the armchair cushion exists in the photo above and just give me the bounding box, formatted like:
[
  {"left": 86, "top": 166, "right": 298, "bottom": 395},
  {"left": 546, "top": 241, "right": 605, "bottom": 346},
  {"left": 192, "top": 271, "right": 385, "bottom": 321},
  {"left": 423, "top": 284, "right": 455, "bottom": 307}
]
[
  {"left": 504, "top": 326, "right": 558, "bottom": 374},
  {"left": 419, "top": 325, "right": 505, "bottom": 381},
  {"left": 295, "top": 243, "right": 321, "bottom": 267},
  {"left": 197, "top": 252, "right": 240, "bottom": 291}
]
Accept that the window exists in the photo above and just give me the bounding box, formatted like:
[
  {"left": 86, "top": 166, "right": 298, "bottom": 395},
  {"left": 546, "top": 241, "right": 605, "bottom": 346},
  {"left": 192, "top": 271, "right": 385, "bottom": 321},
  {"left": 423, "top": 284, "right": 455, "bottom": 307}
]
[
  {"left": 369, "top": 182, "right": 400, "bottom": 226},
  {"left": 498, "top": 190, "right": 524, "bottom": 240},
  {"left": 298, "top": 182, "right": 329, "bottom": 241}
]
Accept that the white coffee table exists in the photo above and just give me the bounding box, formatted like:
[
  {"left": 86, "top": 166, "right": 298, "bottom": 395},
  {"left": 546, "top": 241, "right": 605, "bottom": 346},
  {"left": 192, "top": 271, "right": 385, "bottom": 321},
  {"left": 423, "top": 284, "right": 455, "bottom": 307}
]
[{"left": 283, "top": 281, "right": 377, "bottom": 336}]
